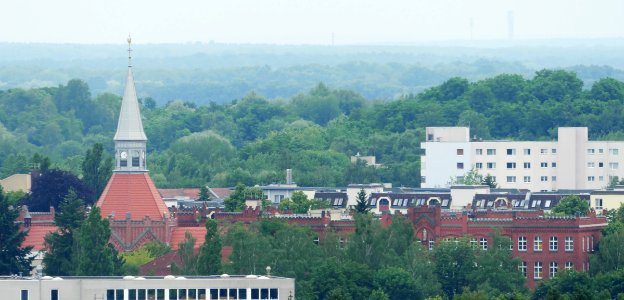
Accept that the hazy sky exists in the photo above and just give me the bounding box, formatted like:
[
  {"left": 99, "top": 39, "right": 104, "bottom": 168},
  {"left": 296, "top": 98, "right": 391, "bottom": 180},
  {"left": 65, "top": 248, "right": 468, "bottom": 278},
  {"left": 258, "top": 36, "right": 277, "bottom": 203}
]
[{"left": 3, "top": 0, "right": 624, "bottom": 44}]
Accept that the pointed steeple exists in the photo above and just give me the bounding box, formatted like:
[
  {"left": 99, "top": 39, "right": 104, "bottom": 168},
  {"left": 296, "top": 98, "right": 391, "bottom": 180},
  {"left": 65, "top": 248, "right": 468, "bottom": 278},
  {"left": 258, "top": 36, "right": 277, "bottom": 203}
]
[
  {"left": 114, "top": 36, "right": 148, "bottom": 172},
  {"left": 114, "top": 36, "right": 147, "bottom": 141}
]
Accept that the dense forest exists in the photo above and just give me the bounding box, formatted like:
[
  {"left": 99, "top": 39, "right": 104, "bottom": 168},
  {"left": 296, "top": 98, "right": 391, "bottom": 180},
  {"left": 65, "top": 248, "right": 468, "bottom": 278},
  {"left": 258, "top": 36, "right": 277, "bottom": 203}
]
[{"left": 1, "top": 69, "right": 624, "bottom": 188}]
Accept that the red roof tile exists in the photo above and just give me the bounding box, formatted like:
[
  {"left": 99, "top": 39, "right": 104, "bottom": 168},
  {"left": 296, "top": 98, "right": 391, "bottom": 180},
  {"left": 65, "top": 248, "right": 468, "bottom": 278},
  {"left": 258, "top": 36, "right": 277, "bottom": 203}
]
[
  {"left": 170, "top": 227, "right": 206, "bottom": 250},
  {"left": 23, "top": 226, "right": 57, "bottom": 251},
  {"left": 96, "top": 173, "right": 168, "bottom": 221},
  {"left": 158, "top": 188, "right": 200, "bottom": 200},
  {"left": 209, "top": 187, "right": 232, "bottom": 199}
]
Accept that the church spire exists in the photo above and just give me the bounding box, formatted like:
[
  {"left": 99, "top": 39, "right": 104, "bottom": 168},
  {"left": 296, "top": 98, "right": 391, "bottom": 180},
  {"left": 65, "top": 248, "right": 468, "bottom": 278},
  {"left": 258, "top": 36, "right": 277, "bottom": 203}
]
[{"left": 114, "top": 37, "right": 148, "bottom": 172}]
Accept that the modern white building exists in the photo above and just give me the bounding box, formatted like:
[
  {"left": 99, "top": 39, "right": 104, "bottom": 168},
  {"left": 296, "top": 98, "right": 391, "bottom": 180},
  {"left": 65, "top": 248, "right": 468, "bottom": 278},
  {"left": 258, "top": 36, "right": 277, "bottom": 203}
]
[
  {"left": 421, "top": 127, "right": 624, "bottom": 191},
  {"left": 1, "top": 275, "right": 295, "bottom": 300}
]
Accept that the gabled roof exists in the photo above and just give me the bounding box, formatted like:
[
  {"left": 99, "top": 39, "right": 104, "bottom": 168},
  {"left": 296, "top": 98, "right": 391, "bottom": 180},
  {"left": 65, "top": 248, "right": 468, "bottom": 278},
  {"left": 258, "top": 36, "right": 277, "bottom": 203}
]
[
  {"left": 169, "top": 227, "right": 206, "bottom": 250},
  {"left": 114, "top": 67, "right": 147, "bottom": 141},
  {"left": 208, "top": 187, "right": 233, "bottom": 200},
  {"left": 96, "top": 173, "right": 168, "bottom": 221},
  {"left": 23, "top": 226, "right": 57, "bottom": 251}
]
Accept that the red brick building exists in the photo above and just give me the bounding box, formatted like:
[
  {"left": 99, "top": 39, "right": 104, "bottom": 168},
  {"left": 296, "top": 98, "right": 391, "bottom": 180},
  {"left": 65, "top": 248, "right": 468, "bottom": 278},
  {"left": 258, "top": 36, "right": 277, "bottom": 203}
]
[{"left": 381, "top": 206, "right": 608, "bottom": 288}]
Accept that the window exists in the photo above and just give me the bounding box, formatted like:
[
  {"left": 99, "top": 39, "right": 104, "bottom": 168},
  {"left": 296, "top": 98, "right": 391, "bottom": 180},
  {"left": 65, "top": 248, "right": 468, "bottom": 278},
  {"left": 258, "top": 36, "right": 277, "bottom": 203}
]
[
  {"left": 552, "top": 162, "right": 557, "bottom": 167},
  {"left": 550, "top": 262, "right": 558, "bottom": 278},
  {"left": 610, "top": 148, "right": 619, "bottom": 155},
  {"left": 588, "top": 176, "right": 595, "bottom": 182},
  {"left": 565, "top": 262, "right": 574, "bottom": 271},
  {"left": 588, "top": 148, "right": 595, "bottom": 154},
  {"left": 457, "top": 149, "right": 464, "bottom": 155},
  {"left": 552, "top": 149, "right": 557, "bottom": 154},
  {"left": 487, "top": 162, "right": 496, "bottom": 169},
  {"left": 549, "top": 236, "right": 558, "bottom": 251},
  {"left": 487, "top": 149, "right": 496, "bottom": 155},
  {"left": 524, "top": 162, "right": 531, "bottom": 169},
  {"left": 429, "top": 240, "right": 435, "bottom": 251},
  {"left": 610, "top": 162, "right": 619, "bottom": 170},
  {"left": 524, "top": 176, "right": 531, "bottom": 183},
  {"left": 427, "top": 134, "right": 434, "bottom": 141},
  {"left": 540, "top": 148, "right": 548, "bottom": 154},
  {"left": 475, "top": 163, "right": 483, "bottom": 169},
  {"left": 21, "top": 290, "right": 28, "bottom": 300},
  {"left": 480, "top": 237, "right": 488, "bottom": 250},
  {"left": 524, "top": 149, "right": 531, "bottom": 155},
  {"left": 476, "top": 149, "right": 483, "bottom": 155},
  {"left": 421, "top": 177, "right": 426, "bottom": 184},
  {"left": 507, "top": 176, "right": 516, "bottom": 183},
  {"left": 552, "top": 176, "right": 557, "bottom": 182},
  {"left": 470, "top": 238, "right": 477, "bottom": 249},
  {"left": 506, "top": 162, "right": 516, "bottom": 169},
  {"left": 596, "top": 198, "right": 603, "bottom": 210},
  {"left": 541, "top": 176, "right": 548, "bottom": 182},
  {"left": 519, "top": 261, "right": 528, "bottom": 278},
  {"left": 565, "top": 237, "right": 574, "bottom": 251},
  {"left": 106, "top": 290, "right": 124, "bottom": 300},
  {"left": 534, "top": 236, "right": 542, "bottom": 252},
  {"left": 51, "top": 290, "right": 59, "bottom": 300},
  {"left": 518, "top": 236, "right": 527, "bottom": 251},
  {"left": 545, "top": 200, "right": 552, "bottom": 208},
  {"left": 540, "top": 162, "right": 548, "bottom": 168},
  {"left": 599, "top": 162, "right": 604, "bottom": 168},
  {"left": 507, "top": 148, "right": 516, "bottom": 155},
  {"left": 120, "top": 159, "right": 127, "bottom": 167},
  {"left": 599, "top": 176, "right": 604, "bottom": 182},
  {"left": 534, "top": 262, "right": 543, "bottom": 279},
  {"left": 588, "top": 162, "right": 595, "bottom": 168},
  {"left": 599, "top": 148, "right": 604, "bottom": 154},
  {"left": 457, "top": 163, "right": 464, "bottom": 169}
]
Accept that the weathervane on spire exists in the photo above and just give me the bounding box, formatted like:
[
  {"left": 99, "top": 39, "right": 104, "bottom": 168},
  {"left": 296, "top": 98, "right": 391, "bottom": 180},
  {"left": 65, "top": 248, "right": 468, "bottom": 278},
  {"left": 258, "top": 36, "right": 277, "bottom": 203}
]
[{"left": 127, "top": 35, "right": 132, "bottom": 67}]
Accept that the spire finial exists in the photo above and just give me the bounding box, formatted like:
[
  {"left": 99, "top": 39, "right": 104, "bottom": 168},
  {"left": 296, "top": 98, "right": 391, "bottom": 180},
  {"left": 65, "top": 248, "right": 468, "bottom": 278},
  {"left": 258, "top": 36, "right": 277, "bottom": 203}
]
[{"left": 127, "top": 34, "right": 132, "bottom": 67}]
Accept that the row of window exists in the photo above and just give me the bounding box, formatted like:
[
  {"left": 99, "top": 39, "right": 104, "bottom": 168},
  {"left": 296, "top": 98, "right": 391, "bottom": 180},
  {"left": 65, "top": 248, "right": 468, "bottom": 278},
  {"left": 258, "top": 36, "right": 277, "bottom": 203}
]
[
  {"left": 519, "top": 261, "right": 574, "bottom": 279},
  {"left": 588, "top": 148, "right": 619, "bottom": 155},
  {"left": 105, "top": 288, "right": 279, "bottom": 300},
  {"left": 505, "top": 176, "right": 556, "bottom": 183},
  {"left": 473, "top": 148, "right": 557, "bottom": 156},
  {"left": 518, "top": 236, "right": 574, "bottom": 252},
  {"left": 21, "top": 290, "right": 58, "bottom": 300},
  {"left": 473, "top": 162, "right": 556, "bottom": 169},
  {"left": 587, "top": 162, "right": 619, "bottom": 169}
]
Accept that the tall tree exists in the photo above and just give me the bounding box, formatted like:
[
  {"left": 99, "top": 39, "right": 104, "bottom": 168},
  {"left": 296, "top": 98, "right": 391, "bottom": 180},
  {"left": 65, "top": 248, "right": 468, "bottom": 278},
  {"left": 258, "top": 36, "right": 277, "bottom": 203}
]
[
  {"left": 196, "top": 220, "right": 222, "bottom": 275},
  {"left": 433, "top": 237, "right": 476, "bottom": 298},
  {"left": 198, "top": 186, "right": 210, "bottom": 201},
  {"left": 81, "top": 143, "right": 113, "bottom": 199},
  {"left": 73, "top": 206, "right": 121, "bottom": 276},
  {"left": 354, "top": 188, "right": 370, "bottom": 214},
  {"left": 43, "top": 189, "right": 86, "bottom": 275},
  {"left": 0, "top": 187, "right": 33, "bottom": 275},
  {"left": 173, "top": 231, "right": 198, "bottom": 275},
  {"left": 24, "top": 168, "right": 94, "bottom": 211}
]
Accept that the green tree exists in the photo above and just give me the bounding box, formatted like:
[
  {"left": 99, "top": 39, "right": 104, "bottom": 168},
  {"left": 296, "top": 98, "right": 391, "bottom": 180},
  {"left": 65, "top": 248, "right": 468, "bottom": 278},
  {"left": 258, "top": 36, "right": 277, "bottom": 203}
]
[
  {"left": 173, "top": 231, "right": 198, "bottom": 275},
  {"left": 121, "top": 247, "right": 154, "bottom": 275},
  {"left": 196, "top": 219, "right": 222, "bottom": 275},
  {"left": 458, "top": 168, "right": 484, "bottom": 185},
  {"left": 552, "top": 195, "right": 590, "bottom": 216},
  {"left": 590, "top": 229, "right": 624, "bottom": 274},
  {"left": 0, "top": 187, "right": 33, "bottom": 275},
  {"left": 374, "top": 267, "right": 421, "bottom": 300},
  {"left": 43, "top": 189, "right": 86, "bottom": 275},
  {"left": 368, "top": 289, "right": 390, "bottom": 300},
  {"left": 433, "top": 237, "right": 476, "bottom": 298},
  {"left": 225, "top": 224, "right": 272, "bottom": 275},
  {"left": 81, "top": 143, "right": 113, "bottom": 199},
  {"left": 142, "top": 241, "right": 171, "bottom": 258},
  {"left": 481, "top": 174, "right": 497, "bottom": 188},
  {"left": 223, "top": 183, "right": 261, "bottom": 212},
  {"left": 73, "top": 206, "right": 121, "bottom": 276},
  {"left": 198, "top": 186, "right": 210, "bottom": 201},
  {"left": 354, "top": 188, "right": 371, "bottom": 214},
  {"left": 291, "top": 191, "right": 312, "bottom": 214}
]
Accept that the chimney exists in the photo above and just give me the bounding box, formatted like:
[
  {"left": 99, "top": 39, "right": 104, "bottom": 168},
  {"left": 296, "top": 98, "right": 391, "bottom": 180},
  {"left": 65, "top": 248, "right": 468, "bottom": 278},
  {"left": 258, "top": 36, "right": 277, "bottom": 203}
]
[{"left": 286, "top": 169, "right": 293, "bottom": 185}]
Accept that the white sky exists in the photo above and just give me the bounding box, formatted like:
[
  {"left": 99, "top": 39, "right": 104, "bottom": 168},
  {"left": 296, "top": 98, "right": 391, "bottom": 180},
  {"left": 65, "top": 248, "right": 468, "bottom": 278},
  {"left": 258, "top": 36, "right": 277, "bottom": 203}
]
[{"left": 3, "top": 0, "right": 624, "bottom": 44}]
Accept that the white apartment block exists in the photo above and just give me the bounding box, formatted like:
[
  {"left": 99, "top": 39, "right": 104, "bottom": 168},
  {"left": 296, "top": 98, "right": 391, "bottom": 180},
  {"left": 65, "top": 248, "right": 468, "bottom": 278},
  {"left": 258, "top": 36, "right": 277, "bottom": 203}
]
[{"left": 421, "top": 127, "right": 624, "bottom": 191}]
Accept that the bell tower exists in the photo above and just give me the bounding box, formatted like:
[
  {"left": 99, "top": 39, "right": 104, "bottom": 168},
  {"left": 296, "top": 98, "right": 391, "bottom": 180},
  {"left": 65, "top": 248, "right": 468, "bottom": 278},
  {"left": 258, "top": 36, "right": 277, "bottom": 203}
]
[{"left": 114, "top": 36, "right": 148, "bottom": 172}]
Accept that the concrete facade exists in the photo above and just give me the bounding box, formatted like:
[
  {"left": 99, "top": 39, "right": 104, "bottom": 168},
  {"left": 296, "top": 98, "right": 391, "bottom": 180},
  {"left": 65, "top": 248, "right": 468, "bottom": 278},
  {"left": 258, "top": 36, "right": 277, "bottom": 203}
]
[{"left": 421, "top": 127, "right": 624, "bottom": 191}]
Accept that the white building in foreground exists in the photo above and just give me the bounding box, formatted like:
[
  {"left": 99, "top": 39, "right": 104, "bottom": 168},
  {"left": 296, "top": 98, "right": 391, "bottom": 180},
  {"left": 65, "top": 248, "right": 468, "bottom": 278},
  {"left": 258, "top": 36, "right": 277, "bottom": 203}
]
[
  {"left": 1, "top": 275, "right": 294, "bottom": 300},
  {"left": 421, "top": 127, "right": 624, "bottom": 191}
]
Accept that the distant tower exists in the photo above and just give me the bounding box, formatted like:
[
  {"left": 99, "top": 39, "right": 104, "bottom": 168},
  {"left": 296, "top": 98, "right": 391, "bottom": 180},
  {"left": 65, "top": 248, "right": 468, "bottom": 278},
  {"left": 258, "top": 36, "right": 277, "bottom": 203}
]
[
  {"left": 114, "top": 36, "right": 148, "bottom": 172},
  {"left": 507, "top": 10, "right": 515, "bottom": 40}
]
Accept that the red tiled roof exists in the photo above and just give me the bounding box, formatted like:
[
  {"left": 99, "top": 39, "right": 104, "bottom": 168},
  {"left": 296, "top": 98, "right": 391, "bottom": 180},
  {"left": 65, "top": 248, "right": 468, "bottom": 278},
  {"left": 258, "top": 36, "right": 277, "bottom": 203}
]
[
  {"left": 209, "top": 187, "right": 232, "bottom": 199},
  {"left": 139, "top": 246, "right": 232, "bottom": 276},
  {"left": 158, "top": 188, "right": 200, "bottom": 199},
  {"left": 170, "top": 227, "right": 207, "bottom": 250},
  {"left": 96, "top": 173, "right": 168, "bottom": 221},
  {"left": 23, "top": 226, "right": 57, "bottom": 251}
]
